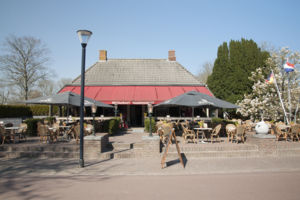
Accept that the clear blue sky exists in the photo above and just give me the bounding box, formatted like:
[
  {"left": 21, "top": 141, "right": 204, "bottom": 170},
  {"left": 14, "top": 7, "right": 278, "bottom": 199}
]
[{"left": 1, "top": 0, "right": 300, "bottom": 81}]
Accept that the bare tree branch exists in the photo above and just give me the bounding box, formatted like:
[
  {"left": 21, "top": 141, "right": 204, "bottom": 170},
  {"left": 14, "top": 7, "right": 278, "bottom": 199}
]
[{"left": 0, "top": 35, "right": 51, "bottom": 100}]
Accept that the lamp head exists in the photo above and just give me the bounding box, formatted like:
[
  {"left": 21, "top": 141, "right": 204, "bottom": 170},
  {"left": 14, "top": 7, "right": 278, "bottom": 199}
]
[
  {"left": 147, "top": 103, "right": 153, "bottom": 113},
  {"left": 77, "top": 30, "right": 92, "bottom": 45},
  {"left": 91, "top": 103, "right": 97, "bottom": 114}
]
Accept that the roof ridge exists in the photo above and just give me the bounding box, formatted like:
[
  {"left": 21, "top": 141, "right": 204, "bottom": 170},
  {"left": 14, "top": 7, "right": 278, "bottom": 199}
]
[
  {"left": 175, "top": 62, "right": 204, "bottom": 85},
  {"left": 72, "top": 62, "right": 98, "bottom": 84},
  {"left": 71, "top": 59, "right": 205, "bottom": 86},
  {"left": 98, "top": 58, "right": 166, "bottom": 61}
]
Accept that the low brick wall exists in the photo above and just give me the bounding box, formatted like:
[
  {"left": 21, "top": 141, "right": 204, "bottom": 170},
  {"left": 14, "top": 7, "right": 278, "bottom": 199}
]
[
  {"left": 141, "top": 135, "right": 161, "bottom": 157},
  {"left": 84, "top": 133, "right": 109, "bottom": 159}
]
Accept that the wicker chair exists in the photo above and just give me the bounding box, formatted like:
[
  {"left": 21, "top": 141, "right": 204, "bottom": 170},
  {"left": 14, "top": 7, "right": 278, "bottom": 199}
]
[
  {"left": 181, "top": 122, "right": 196, "bottom": 143},
  {"left": 0, "top": 126, "right": 10, "bottom": 145},
  {"left": 73, "top": 124, "right": 80, "bottom": 144},
  {"left": 289, "top": 124, "right": 300, "bottom": 141},
  {"left": 37, "top": 123, "right": 51, "bottom": 143},
  {"left": 226, "top": 124, "right": 236, "bottom": 142},
  {"left": 210, "top": 124, "right": 222, "bottom": 143},
  {"left": 271, "top": 124, "right": 287, "bottom": 141},
  {"left": 161, "top": 123, "right": 173, "bottom": 144},
  {"left": 244, "top": 120, "right": 254, "bottom": 132},
  {"left": 156, "top": 121, "right": 165, "bottom": 142},
  {"left": 235, "top": 124, "right": 246, "bottom": 143},
  {"left": 16, "top": 123, "right": 27, "bottom": 142},
  {"left": 85, "top": 124, "right": 94, "bottom": 135}
]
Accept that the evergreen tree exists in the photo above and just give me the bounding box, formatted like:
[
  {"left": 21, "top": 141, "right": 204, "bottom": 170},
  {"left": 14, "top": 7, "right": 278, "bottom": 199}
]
[
  {"left": 207, "top": 39, "right": 269, "bottom": 103},
  {"left": 207, "top": 42, "right": 229, "bottom": 100}
]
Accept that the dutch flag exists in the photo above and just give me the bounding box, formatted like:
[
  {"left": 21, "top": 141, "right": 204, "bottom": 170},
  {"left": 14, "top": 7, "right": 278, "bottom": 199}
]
[{"left": 284, "top": 62, "right": 295, "bottom": 72}]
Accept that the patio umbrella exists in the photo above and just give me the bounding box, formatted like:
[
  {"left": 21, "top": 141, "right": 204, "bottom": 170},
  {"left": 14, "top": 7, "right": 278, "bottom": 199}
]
[
  {"left": 154, "top": 91, "right": 239, "bottom": 119},
  {"left": 24, "top": 91, "right": 113, "bottom": 108}
]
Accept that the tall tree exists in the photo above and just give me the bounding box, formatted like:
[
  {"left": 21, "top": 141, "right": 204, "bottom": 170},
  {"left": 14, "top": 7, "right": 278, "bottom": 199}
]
[
  {"left": 207, "top": 39, "right": 269, "bottom": 103},
  {"left": 197, "top": 61, "right": 213, "bottom": 84},
  {"left": 0, "top": 35, "right": 51, "bottom": 100},
  {"left": 207, "top": 42, "right": 230, "bottom": 100}
]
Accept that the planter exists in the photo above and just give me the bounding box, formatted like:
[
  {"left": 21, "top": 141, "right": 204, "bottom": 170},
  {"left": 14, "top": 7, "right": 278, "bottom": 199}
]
[{"left": 255, "top": 121, "right": 269, "bottom": 135}]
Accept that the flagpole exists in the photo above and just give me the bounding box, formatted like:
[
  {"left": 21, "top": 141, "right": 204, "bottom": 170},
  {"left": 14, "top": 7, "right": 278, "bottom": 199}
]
[
  {"left": 287, "top": 72, "right": 292, "bottom": 123},
  {"left": 294, "top": 94, "right": 300, "bottom": 123},
  {"left": 272, "top": 70, "right": 289, "bottom": 124}
]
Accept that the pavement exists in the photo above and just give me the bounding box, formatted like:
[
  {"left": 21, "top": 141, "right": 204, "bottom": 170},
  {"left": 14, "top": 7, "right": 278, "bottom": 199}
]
[
  {"left": 1, "top": 156, "right": 300, "bottom": 177},
  {"left": 1, "top": 157, "right": 300, "bottom": 200},
  {"left": 1, "top": 129, "right": 300, "bottom": 200}
]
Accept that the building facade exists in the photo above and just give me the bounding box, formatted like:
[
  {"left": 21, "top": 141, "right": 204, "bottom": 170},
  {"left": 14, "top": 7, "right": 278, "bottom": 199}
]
[{"left": 59, "top": 50, "right": 214, "bottom": 126}]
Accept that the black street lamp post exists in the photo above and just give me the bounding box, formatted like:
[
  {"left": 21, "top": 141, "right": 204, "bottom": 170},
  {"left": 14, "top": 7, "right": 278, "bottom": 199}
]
[
  {"left": 91, "top": 103, "right": 97, "bottom": 136},
  {"left": 148, "top": 103, "right": 153, "bottom": 137},
  {"left": 77, "top": 29, "right": 92, "bottom": 168}
]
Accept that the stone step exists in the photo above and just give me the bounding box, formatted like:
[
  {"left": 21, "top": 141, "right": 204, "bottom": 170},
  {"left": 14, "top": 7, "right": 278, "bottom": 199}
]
[
  {"left": 110, "top": 142, "right": 149, "bottom": 150},
  {"left": 0, "top": 145, "right": 80, "bottom": 153},
  {"left": 162, "top": 144, "right": 258, "bottom": 152},
  {"left": 111, "top": 142, "right": 132, "bottom": 150},
  {"left": 99, "top": 149, "right": 160, "bottom": 159},
  {"left": 162, "top": 150, "right": 260, "bottom": 159},
  {"left": 0, "top": 151, "right": 79, "bottom": 159}
]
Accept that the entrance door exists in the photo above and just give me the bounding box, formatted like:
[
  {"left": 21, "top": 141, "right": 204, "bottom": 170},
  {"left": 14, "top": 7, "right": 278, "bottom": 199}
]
[{"left": 130, "top": 105, "right": 143, "bottom": 127}]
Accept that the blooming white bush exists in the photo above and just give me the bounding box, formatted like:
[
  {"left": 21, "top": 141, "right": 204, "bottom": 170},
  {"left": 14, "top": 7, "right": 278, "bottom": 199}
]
[{"left": 237, "top": 47, "right": 300, "bottom": 122}]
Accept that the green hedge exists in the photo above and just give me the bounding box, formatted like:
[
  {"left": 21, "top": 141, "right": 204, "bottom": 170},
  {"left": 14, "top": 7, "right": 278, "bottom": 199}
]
[
  {"left": 29, "top": 105, "right": 59, "bottom": 116},
  {"left": 144, "top": 117, "right": 156, "bottom": 133},
  {"left": 24, "top": 118, "right": 43, "bottom": 136},
  {"left": 99, "top": 117, "right": 121, "bottom": 135},
  {"left": 0, "top": 105, "right": 32, "bottom": 118},
  {"left": 0, "top": 105, "right": 61, "bottom": 118}
]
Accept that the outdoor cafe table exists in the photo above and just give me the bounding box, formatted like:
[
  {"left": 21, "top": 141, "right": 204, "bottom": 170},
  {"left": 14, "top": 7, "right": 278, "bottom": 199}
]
[
  {"left": 4, "top": 126, "right": 20, "bottom": 143},
  {"left": 194, "top": 127, "right": 212, "bottom": 143},
  {"left": 49, "top": 125, "right": 72, "bottom": 142},
  {"left": 58, "top": 125, "right": 72, "bottom": 141}
]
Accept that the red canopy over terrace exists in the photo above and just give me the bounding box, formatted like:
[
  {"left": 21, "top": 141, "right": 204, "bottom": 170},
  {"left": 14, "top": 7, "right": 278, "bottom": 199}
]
[{"left": 59, "top": 86, "right": 213, "bottom": 105}]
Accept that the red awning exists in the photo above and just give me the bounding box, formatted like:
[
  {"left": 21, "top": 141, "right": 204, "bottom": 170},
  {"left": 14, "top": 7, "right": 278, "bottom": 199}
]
[{"left": 59, "top": 86, "right": 213, "bottom": 105}]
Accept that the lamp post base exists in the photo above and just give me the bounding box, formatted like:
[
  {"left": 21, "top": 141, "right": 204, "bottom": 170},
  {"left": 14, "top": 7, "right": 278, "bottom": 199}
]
[
  {"left": 79, "top": 159, "right": 84, "bottom": 168},
  {"left": 149, "top": 114, "right": 152, "bottom": 137}
]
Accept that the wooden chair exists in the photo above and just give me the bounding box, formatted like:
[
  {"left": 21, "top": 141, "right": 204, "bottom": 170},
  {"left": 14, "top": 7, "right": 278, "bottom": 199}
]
[
  {"left": 271, "top": 124, "right": 287, "bottom": 141},
  {"left": 210, "top": 124, "right": 222, "bottom": 143},
  {"left": 226, "top": 124, "right": 236, "bottom": 142},
  {"left": 235, "top": 124, "right": 246, "bottom": 143},
  {"left": 289, "top": 124, "right": 300, "bottom": 141},
  {"left": 181, "top": 122, "right": 196, "bottom": 143}
]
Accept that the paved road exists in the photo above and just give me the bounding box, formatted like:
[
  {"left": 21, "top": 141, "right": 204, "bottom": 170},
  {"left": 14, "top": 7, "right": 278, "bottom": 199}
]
[
  {"left": 1, "top": 172, "right": 300, "bottom": 200},
  {"left": 1, "top": 156, "right": 300, "bottom": 200}
]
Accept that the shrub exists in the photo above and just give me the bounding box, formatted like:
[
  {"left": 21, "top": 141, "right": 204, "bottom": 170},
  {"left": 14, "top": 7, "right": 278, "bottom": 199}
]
[
  {"left": 144, "top": 117, "right": 156, "bottom": 133},
  {"left": 0, "top": 105, "right": 32, "bottom": 118},
  {"left": 98, "top": 117, "right": 121, "bottom": 135},
  {"left": 24, "top": 118, "right": 43, "bottom": 136},
  {"left": 108, "top": 117, "right": 120, "bottom": 135}
]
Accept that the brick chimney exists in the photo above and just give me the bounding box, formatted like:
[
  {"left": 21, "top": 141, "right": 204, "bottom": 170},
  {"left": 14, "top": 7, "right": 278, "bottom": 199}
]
[
  {"left": 168, "top": 50, "right": 176, "bottom": 61},
  {"left": 99, "top": 50, "right": 107, "bottom": 61}
]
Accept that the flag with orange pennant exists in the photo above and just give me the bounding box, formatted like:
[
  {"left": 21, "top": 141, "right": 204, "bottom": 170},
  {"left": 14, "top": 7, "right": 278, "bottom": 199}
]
[{"left": 266, "top": 72, "right": 274, "bottom": 84}]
